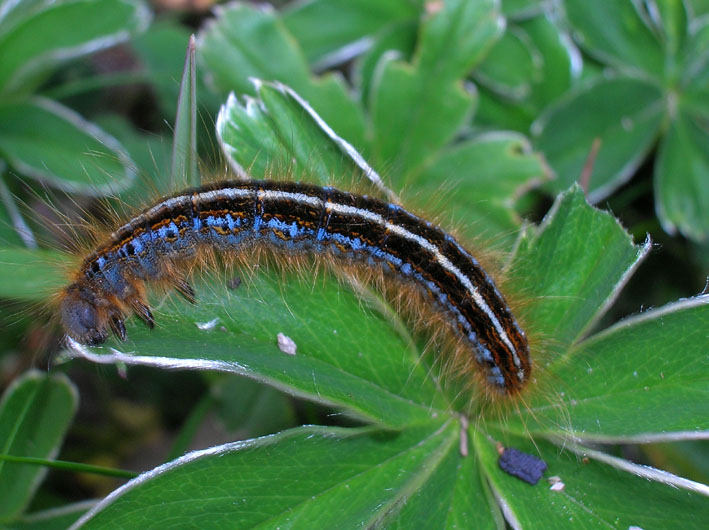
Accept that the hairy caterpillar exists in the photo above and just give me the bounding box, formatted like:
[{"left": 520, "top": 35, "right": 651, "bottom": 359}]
[{"left": 57, "top": 179, "right": 532, "bottom": 394}]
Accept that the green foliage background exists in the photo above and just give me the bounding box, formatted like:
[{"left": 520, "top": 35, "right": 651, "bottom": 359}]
[{"left": 0, "top": 0, "right": 707, "bottom": 528}]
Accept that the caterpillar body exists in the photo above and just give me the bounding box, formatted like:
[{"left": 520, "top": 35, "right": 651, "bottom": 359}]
[{"left": 59, "top": 179, "right": 531, "bottom": 394}]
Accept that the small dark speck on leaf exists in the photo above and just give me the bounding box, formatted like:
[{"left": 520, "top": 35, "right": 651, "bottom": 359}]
[{"left": 498, "top": 447, "right": 547, "bottom": 485}]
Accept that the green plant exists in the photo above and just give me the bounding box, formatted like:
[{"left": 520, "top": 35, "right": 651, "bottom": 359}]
[
  {"left": 533, "top": 0, "right": 709, "bottom": 243},
  {"left": 0, "top": 1, "right": 706, "bottom": 528},
  {"left": 0, "top": 0, "right": 149, "bottom": 209}
]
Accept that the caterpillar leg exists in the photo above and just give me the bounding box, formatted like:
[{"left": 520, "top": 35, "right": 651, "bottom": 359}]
[
  {"left": 109, "top": 312, "right": 127, "bottom": 341},
  {"left": 174, "top": 277, "right": 196, "bottom": 304},
  {"left": 131, "top": 300, "right": 155, "bottom": 329}
]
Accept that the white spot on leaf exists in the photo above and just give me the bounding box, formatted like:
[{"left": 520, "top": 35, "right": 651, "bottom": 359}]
[
  {"left": 196, "top": 318, "right": 219, "bottom": 331},
  {"left": 277, "top": 333, "right": 297, "bottom": 355}
]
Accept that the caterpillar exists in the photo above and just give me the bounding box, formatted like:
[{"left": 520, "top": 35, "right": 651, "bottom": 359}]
[{"left": 58, "top": 179, "right": 532, "bottom": 394}]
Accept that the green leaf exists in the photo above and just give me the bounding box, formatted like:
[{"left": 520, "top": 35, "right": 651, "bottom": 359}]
[
  {"left": 12, "top": 500, "right": 96, "bottom": 530},
  {"left": 0, "top": 201, "right": 24, "bottom": 248},
  {"left": 198, "top": 3, "right": 310, "bottom": 97},
  {"left": 642, "top": 440, "right": 709, "bottom": 484},
  {"left": 0, "top": 171, "right": 36, "bottom": 248},
  {"left": 511, "top": 185, "right": 650, "bottom": 347},
  {"left": 0, "top": 371, "right": 78, "bottom": 522},
  {"left": 216, "top": 92, "right": 289, "bottom": 178},
  {"left": 655, "top": 109, "right": 709, "bottom": 242},
  {"left": 520, "top": 14, "right": 580, "bottom": 109},
  {"left": 0, "top": 0, "right": 50, "bottom": 38},
  {"left": 74, "top": 422, "right": 463, "bottom": 528},
  {"left": 474, "top": 26, "right": 536, "bottom": 100},
  {"left": 679, "top": 16, "right": 709, "bottom": 98},
  {"left": 563, "top": 0, "right": 666, "bottom": 79},
  {"left": 0, "top": 248, "right": 72, "bottom": 301},
  {"left": 170, "top": 34, "right": 199, "bottom": 189},
  {"left": 689, "top": 0, "right": 709, "bottom": 16},
  {"left": 131, "top": 18, "right": 221, "bottom": 122},
  {"left": 475, "top": 428, "right": 708, "bottom": 529},
  {"left": 353, "top": 20, "right": 418, "bottom": 104},
  {"left": 197, "top": 2, "right": 366, "bottom": 149},
  {"left": 370, "top": 0, "right": 503, "bottom": 181},
  {"left": 66, "top": 270, "right": 446, "bottom": 428},
  {"left": 92, "top": 115, "right": 172, "bottom": 203},
  {"left": 370, "top": 56, "right": 477, "bottom": 181},
  {"left": 525, "top": 295, "right": 709, "bottom": 439},
  {"left": 475, "top": 14, "right": 580, "bottom": 131},
  {"left": 212, "top": 376, "right": 296, "bottom": 438},
  {"left": 415, "top": 0, "right": 502, "bottom": 80},
  {"left": 0, "top": 97, "right": 136, "bottom": 195},
  {"left": 282, "top": 0, "right": 420, "bottom": 67},
  {"left": 0, "top": 0, "right": 150, "bottom": 94},
  {"left": 533, "top": 77, "right": 664, "bottom": 201},
  {"left": 385, "top": 433, "right": 500, "bottom": 529},
  {"left": 11, "top": 500, "right": 95, "bottom": 530},
  {"left": 412, "top": 132, "right": 550, "bottom": 249},
  {"left": 653, "top": 0, "right": 689, "bottom": 61},
  {"left": 217, "top": 81, "right": 374, "bottom": 186},
  {"left": 502, "top": 0, "right": 548, "bottom": 19},
  {"left": 475, "top": 88, "right": 535, "bottom": 131}
]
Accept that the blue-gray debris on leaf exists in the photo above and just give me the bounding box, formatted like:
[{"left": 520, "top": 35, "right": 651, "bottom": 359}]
[{"left": 498, "top": 447, "right": 547, "bottom": 485}]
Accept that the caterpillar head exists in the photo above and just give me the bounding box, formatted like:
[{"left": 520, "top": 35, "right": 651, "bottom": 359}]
[
  {"left": 59, "top": 283, "right": 112, "bottom": 345},
  {"left": 59, "top": 280, "right": 156, "bottom": 345}
]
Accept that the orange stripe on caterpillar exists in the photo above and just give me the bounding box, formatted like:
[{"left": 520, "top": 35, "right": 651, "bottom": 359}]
[{"left": 58, "top": 179, "right": 531, "bottom": 394}]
